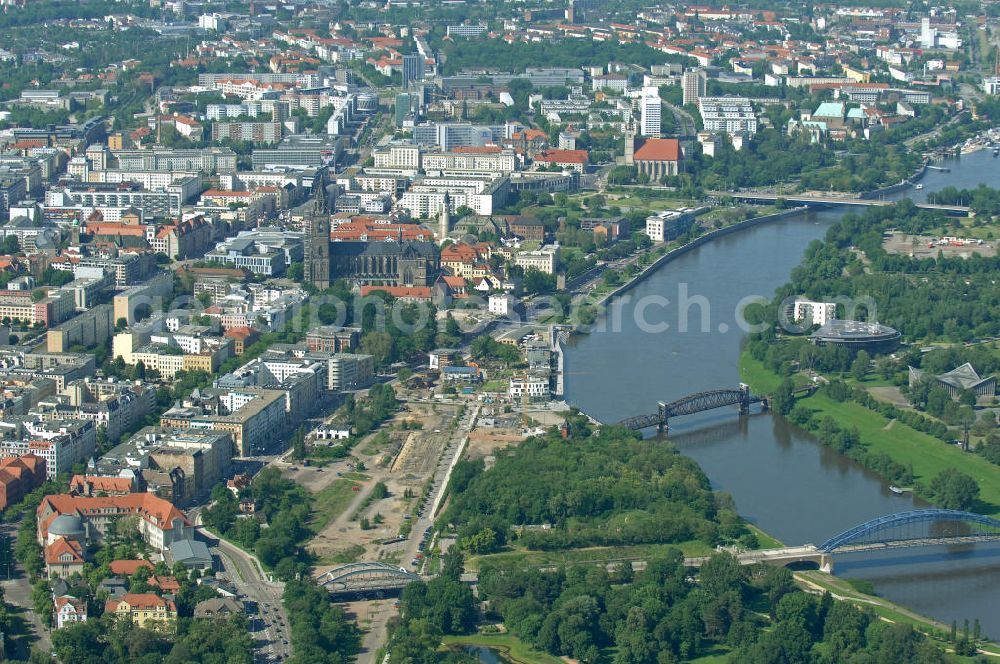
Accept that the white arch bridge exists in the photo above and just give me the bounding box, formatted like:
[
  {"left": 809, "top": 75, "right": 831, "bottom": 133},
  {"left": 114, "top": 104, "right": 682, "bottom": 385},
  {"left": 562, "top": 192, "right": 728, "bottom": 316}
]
[{"left": 316, "top": 562, "right": 421, "bottom": 598}]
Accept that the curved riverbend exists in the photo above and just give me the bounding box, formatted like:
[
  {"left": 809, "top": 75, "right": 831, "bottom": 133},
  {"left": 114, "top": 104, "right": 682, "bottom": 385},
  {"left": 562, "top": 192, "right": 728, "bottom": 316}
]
[{"left": 565, "top": 150, "right": 1000, "bottom": 636}]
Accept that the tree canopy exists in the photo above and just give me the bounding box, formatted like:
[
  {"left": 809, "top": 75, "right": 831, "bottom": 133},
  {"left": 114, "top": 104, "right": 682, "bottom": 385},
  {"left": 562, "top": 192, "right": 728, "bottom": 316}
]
[{"left": 441, "top": 425, "right": 750, "bottom": 552}]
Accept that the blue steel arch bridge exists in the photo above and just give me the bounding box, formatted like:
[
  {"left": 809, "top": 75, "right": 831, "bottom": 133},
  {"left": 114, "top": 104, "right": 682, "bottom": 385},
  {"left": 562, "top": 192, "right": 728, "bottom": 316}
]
[
  {"left": 687, "top": 509, "right": 1000, "bottom": 574},
  {"left": 817, "top": 509, "right": 1000, "bottom": 554}
]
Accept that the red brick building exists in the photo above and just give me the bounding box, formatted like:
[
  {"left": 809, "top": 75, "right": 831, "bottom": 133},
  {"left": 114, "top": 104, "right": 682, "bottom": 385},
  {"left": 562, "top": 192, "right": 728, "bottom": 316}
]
[
  {"left": 0, "top": 454, "right": 46, "bottom": 511},
  {"left": 224, "top": 326, "right": 260, "bottom": 355},
  {"left": 632, "top": 138, "right": 683, "bottom": 179},
  {"left": 305, "top": 325, "right": 360, "bottom": 353}
]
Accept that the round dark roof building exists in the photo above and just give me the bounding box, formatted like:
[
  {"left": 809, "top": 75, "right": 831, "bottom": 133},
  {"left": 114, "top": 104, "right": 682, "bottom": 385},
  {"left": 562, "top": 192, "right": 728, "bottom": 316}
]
[
  {"left": 810, "top": 319, "right": 901, "bottom": 353},
  {"left": 48, "top": 514, "right": 85, "bottom": 538}
]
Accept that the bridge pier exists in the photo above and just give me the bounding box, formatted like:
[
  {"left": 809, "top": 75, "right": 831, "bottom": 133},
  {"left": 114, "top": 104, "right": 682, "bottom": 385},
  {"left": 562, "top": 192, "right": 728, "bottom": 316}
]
[
  {"left": 738, "top": 383, "right": 751, "bottom": 415},
  {"left": 657, "top": 402, "right": 668, "bottom": 435},
  {"left": 820, "top": 555, "right": 834, "bottom": 574}
]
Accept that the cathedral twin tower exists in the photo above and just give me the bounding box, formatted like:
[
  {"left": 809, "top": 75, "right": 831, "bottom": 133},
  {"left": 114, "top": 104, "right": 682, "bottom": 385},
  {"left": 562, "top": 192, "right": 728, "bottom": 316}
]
[{"left": 303, "top": 175, "right": 441, "bottom": 291}]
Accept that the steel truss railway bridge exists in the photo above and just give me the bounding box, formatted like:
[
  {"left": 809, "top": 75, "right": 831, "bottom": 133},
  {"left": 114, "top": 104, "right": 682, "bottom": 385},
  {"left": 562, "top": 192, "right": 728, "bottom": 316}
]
[{"left": 618, "top": 384, "right": 768, "bottom": 432}]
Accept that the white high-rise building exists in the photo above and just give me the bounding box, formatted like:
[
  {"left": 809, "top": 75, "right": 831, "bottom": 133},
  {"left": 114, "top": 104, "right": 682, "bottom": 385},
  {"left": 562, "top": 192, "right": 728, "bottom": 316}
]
[
  {"left": 697, "top": 97, "right": 758, "bottom": 135},
  {"left": 640, "top": 87, "right": 662, "bottom": 137},
  {"left": 198, "top": 13, "right": 226, "bottom": 31},
  {"left": 682, "top": 69, "right": 706, "bottom": 106},
  {"left": 920, "top": 18, "right": 936, "bottom": 48},
  {"left": 793, "top": 300, "right": 837, "bottom": 327},
  {"left": 446, "top": 24, "right": 487, "bottom": 38}
]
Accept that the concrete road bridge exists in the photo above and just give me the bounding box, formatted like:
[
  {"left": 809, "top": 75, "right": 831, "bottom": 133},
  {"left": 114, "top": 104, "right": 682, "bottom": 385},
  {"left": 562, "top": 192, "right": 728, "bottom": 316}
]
[
  {"left": 685, "top": 545, "right": 834, "bottom": 573},
  {"left": 709, "top": 190, "right": 970, "bottom": 216}
]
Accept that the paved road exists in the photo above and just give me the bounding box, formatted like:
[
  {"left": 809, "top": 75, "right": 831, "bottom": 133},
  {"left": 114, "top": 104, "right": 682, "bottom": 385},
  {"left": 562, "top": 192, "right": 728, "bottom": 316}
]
[
  {"left": 904, "top": 110, "right": 966, "bottom": 149},
  {"left": 663, "top": 99, "right": 697, "bottom": 142},
  {"left": 0, "top": 522, "right": 51, "bottom": 658},
  {"left": 195, "top": 520, "right": 291, "bottom": 663}
]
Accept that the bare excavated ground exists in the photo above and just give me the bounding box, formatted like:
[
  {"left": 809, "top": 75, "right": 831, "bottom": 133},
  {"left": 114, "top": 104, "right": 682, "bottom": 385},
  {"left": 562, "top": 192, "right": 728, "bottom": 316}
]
[
  {"left": 465, "top": 428, "right": 527, "bottom": 460},
  {"left": 307, "top": 401, "right": 461, "bottom": 569}
]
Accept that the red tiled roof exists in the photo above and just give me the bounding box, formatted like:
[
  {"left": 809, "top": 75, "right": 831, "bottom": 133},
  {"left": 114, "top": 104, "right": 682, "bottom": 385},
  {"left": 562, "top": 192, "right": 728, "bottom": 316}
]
[
  {"left": 11, "top": 140, "right": 46, "bottom": 150},
  {"left": 54, "top": 595, "right": 85, "bottom": 612},
  {"left": 441, "top": 242, "right": 489, "bottom": 263},
  {"left": 537, "top": 149, "right": 588, "bottom": 164},
  {"left": 0, "top": 454, "right": 44, "bottom": 487},
  {"left": 512, "top": 129, "right": 547, "bottom": 141},
  {"left": 105, "top": 592, "right": 176, "bottom": 614},
  {"left": 329, "top": 218, "right": 431, "bottom": 242},
  {"left": 150, "top": 575, "right": 181, "bottom": 593},
  {"left": 633, "top": 138, "right": 681, "bottom": 162},
  {"left": 45, "top": 537, "right": 85, "bottom": 565},
  {"left": 84, "top": 222, "right": 147, "bottom": 237},
  {"left": 38, "top": 493, "right": 190, "bottom": 540},
  {"left": 359, "top": 285, "right": 434, "bottom": 300},
  {"left": 227, "top": 474, "right": 251, "bottom": 491},
  {"left": 69, "top": 475, "right": 132, "bottom": 494},
  {"left": 171, "top": 115, "right": 202, "bottom": 127},
  {"left": 109, "top": 559, "right": 154, "bottom": 576},
  {"left": 224, "top": 326, "right": 256, "bottom": 340},
  {"left": 367, "top": 37, "right": 403, "bottom": 47}
]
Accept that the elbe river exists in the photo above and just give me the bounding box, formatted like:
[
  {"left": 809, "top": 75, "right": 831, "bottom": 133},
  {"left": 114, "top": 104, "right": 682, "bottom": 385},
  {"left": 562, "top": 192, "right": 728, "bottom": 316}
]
[{"left": 564, "top": 150, "right": 1000, "bottom": 636}]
